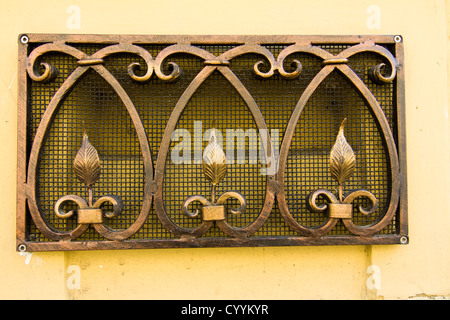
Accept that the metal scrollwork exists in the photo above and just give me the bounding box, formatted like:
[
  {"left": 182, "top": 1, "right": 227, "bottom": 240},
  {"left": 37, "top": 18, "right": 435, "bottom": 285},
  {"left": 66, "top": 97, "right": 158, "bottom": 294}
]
[{"left": 18, "top": 35, "right": 405, "bottom": 250}]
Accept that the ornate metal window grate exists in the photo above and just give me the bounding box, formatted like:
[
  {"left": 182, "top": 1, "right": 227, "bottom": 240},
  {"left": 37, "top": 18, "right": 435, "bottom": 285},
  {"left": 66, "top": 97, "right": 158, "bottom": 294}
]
[{"left": 17, "top": 34, "right": 407, "bottom": 251}]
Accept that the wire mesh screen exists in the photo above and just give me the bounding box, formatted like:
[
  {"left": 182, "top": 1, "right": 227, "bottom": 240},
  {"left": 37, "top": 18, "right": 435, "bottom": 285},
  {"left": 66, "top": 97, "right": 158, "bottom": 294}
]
[{"left": 19, "top": 35, "right": 406, "bottom": 250}]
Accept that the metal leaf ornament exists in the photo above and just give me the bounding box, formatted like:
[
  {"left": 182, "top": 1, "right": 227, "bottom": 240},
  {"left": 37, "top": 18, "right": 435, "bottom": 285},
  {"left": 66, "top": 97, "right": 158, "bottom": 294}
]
[
  {"left": 203, "top": 128, "right": 227, "bottom": 186},
  {"left": 73, "top": 126, "right": 101, "bottom": 187},
  {"left": 329, "top": 119, "right": 355, "bottom": 200}
]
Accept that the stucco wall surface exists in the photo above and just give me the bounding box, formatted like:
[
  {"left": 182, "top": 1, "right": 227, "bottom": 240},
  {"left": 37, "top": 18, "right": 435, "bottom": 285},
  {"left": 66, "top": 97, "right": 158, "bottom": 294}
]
[{"left": 0, "top": 0, "right": 449, "bottom": 300}]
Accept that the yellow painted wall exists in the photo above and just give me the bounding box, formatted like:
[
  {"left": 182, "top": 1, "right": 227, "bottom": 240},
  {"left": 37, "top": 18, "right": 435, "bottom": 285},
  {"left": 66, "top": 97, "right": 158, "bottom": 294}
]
[{"left": 0, "top": 0, "right": 449, "bottom": 300}]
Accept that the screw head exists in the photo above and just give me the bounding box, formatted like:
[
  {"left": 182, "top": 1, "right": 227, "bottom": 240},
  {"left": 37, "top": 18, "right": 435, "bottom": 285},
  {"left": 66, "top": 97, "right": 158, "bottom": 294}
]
[
  {"left": 20, "top": 35, "right": 29, "bottom": 44},
  {"left": 18, "top": 244, "right": 27, "bottom": 252},
  {"left": 400, "top": 236, "right": 408, "bottom": 244},
  {"left": 394, "top": 35, "right": 402, "bottom": 43}
]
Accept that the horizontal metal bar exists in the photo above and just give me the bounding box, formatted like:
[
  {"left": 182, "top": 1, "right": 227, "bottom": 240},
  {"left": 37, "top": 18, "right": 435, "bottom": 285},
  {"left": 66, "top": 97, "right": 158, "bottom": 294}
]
[
  {"left": 21, "top": 33, "right": 399, "bottom": 45},
  {"left": 21, "top": 235, "right": 407, "bottom": 252}
]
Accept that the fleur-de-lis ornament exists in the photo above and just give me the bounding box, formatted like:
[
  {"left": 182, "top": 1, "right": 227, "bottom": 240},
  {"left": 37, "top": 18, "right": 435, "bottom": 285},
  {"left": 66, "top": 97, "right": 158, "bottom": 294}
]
[
  {"left": 329, "top": 118, "right": 356, "bottom": 202},
  {"left": 308, "top": 119, "right": 378, "bottom": 219},
  {"left": 73, "top": 124, "right": 102, "bottom": 206},
  {"left": 182, "top": 125, "right": 246, "bottom": 221},
  {"left": 54, "top": 123, "right": 123, "bottom": 224},
  {"left": 202, "top": 128, "right": 227, "bottom": 203}
]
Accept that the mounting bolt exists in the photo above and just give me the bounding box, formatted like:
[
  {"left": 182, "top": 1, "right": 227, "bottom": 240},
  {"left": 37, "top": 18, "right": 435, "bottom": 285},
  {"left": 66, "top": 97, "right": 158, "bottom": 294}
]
[
  {"left": 20, "top": 35, "right": 29, "bottom": 44},
  {"left": 400, "top": 236, "right": 408, "bottom": 244},
  {"left": 394, "top": 35, "right": 402, "bottom": 43},
  {"left": 18, "top": 244, "right": 27, "bottom": 252}
]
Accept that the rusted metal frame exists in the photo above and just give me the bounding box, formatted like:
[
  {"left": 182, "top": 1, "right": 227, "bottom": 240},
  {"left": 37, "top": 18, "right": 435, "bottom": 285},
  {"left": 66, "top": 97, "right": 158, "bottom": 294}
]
[
  {"left": 21, "top": 235, "right": 405, "bottom": 252},
  {"left": 394, "top": 41, "right": 408, "bottom": 239},
  {"left": 17, "top": 35, "right": 406, "bottom": 251},
  {"left": 21, "top": 34, "right": 397, "bottom": 46},
  {"left": 16, "top": 38, "right": 29, "bottom": 247},
  {"left": 22, "top": 41, "right": 154, "bottom": 243}
]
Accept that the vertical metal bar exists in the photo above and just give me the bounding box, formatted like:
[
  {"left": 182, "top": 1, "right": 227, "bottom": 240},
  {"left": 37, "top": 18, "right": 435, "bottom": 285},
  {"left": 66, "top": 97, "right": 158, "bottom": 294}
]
[
  {"left": 395, "top": 37, "right": 408, "bottom": 239},
  {"left": 16, "top": 35, "right": 28, "bottom": 249}
]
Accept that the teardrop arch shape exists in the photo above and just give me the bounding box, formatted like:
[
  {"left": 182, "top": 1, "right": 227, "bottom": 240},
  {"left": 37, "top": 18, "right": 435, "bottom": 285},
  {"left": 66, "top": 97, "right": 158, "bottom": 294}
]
[
  {"left": 27, "top": 65, "right": 153, "bottom": 241},
  {"left": 277, "top": 66, "right": 399, "bottom": 237},
  {"left": 154, "top": 66, "right": 275, "bottom": 238}
]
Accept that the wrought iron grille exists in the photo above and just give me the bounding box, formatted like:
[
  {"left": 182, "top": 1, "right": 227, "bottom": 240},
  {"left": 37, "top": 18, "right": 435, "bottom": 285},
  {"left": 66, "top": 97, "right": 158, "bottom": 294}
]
[{"left": 16, "top": 34, "right": 407, "bottom": 251}]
